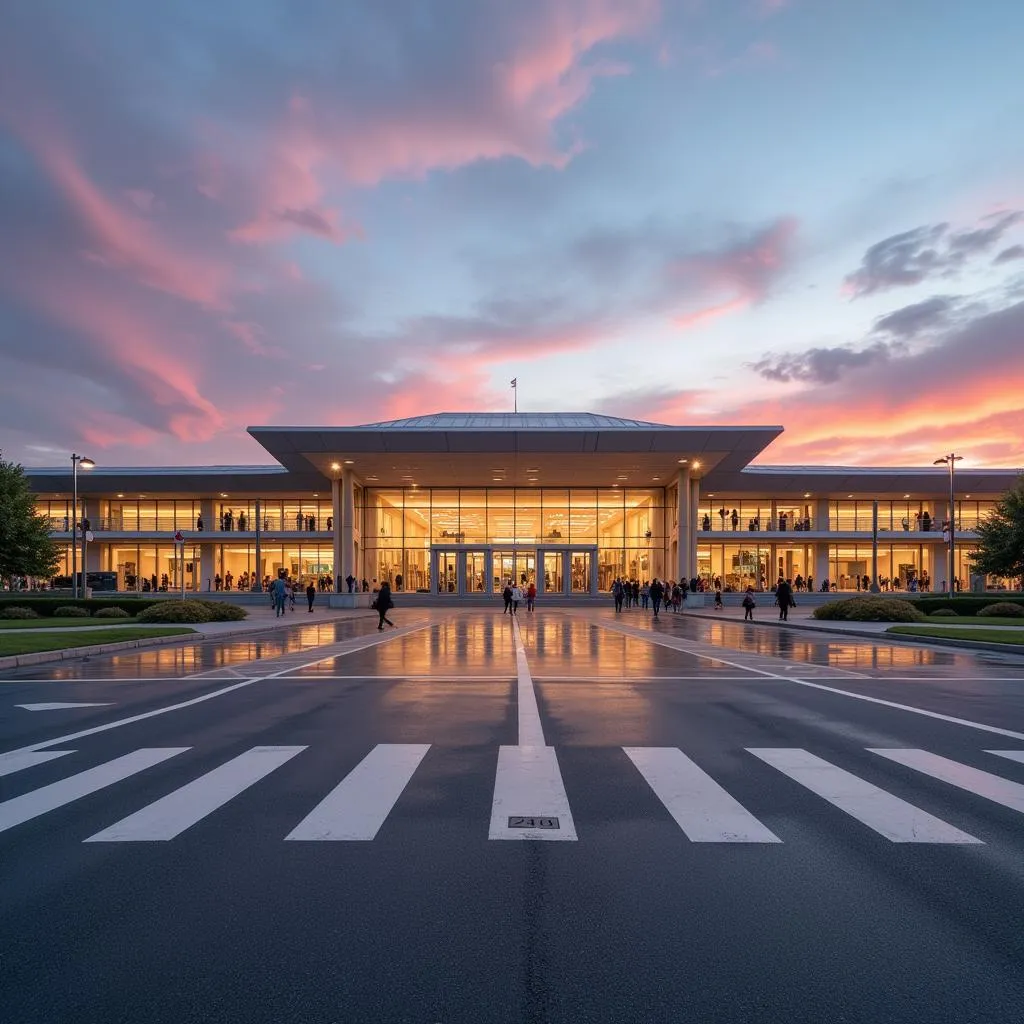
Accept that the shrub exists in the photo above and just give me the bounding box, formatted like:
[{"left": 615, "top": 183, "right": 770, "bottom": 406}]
[
  {"left": 94, "top": 606, "right": 131, "bottom": 619},
  {"left": 136, "top": 601, "right": 212, "bottom": 624},
  {"left": 929, "top": 608, "right": 959, "bottom": 617},
  {"left": 914, "top": 596, "right": 1024, "bottom": 616},
  {"left": 0, "top": 597, "right": 164, "bottom": 616},
  {"left": 53, "top": 605, "right": 91, "bottom": 618},
  {"left": 0, "top": 606, "right": 41, "bottom": 619},
  {"left": 976, "top": 602, "right": 1024, "bottom": 618},
  {"left": 192, "top": 600, "right": 247, "bottom": 621},
  {"left": 813, "top": 597, "right": 925, "bottom": 622}
]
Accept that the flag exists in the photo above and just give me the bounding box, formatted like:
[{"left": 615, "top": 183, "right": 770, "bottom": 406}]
[{"left": 510, "top": 378, "right": 517, "bottom": 388}]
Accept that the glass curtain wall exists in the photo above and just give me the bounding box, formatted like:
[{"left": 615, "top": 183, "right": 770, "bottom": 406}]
[
  {"left": 215, "top": 500, "right": 333, "bottom": 532},
  {"left": 827, "top": 544, "right": 946, "bottom": 591},
  {"left": 103, "top": 544, "right": 201, "bottom": 591},
  {"left": 362, "top": 487, "right": 666, "bottom": 592},
  {"left": 698, "top": 499, "right": 815, "bottom": 532},
  {"left": 209, "top": 543, "right": 334, "bottom": 590}
]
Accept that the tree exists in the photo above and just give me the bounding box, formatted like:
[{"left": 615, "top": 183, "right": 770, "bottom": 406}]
[
  {"left": 0, "top": 451, "right": 59, "bottom": 587},
  {"left": 970, "top": 474, "right": 1024, "bottom": 583}
]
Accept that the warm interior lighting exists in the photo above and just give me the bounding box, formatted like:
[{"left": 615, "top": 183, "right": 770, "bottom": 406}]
[
  {"left": 343, "top": 459, "right": 354, "bottom": 465},
  {"left": 803, "top": 492, "right": 811, "bottom": 498},
  {"left": 117, "top": 493, "right": 124, "bottom": 498},
  {"left": 692, "top": 460, "right": 701, "bottom": 469},
  {"left": 677, "top": 458, "right": 688, "bottom": 464},
  {"left": 330, "top": 462, "right": 341, "bottom": 471}
]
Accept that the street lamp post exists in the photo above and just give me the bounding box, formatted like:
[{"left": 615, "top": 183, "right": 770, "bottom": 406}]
[
  {"left": 934, "top": 452, "right": 963, "bottom": 594},
  {"left": 70, "top": 454, "right": 95, "bottom": 599}
]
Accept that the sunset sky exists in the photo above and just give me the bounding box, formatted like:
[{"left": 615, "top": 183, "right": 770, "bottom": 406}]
[{"left": 1, "top": 0, "right": 1023, "bottom": 470}]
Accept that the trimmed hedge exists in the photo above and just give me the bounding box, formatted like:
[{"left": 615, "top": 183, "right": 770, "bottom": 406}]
[
  {"left": 53, "top": 606, "right": 91, "bottom": 618},
  {"left": 929, "top": 608, "right": 959, "bottom": 617},
  {"left": 136, "top": 601, "right": 247, "bottom": 624},
  {"left": 914, "top": 596, "right": 1024, "bottom": 616},
  {"left": 977, "top": 602, "right": 1024, "bottom": 618},
  {"left": 0, "top": 597, "right": 164, "bottom": 616},
  {"left": 814, "top": 597, "right": 925, "bottom": 622},
  {"left": 94, "top": 606, "right": 131, "bottom": 619},
  {"left": 0, "top": 606, "right": 41, "bottom": 619}
]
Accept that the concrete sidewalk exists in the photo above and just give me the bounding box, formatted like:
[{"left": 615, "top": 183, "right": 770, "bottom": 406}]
[
  {"left": 0, "top": 606, "right": 376, "bottom": 671},
  {"left": 682, "top": 603, "right": 1024, "bottom": 655}
]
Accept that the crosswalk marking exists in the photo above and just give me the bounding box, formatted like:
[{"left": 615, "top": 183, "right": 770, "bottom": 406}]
[
  {"left": 747, "top": 748, "right": 981, "bottom": 844},
  {"left": 0, "top": 748, "right": 188, "bottom": 834},
  {"left": 285, "top": 744, "right": 430, "bottom": 841},
  {"left": 489, "top": 745, "right": 577, "bottom": 840},
  {"left": 624, "top": 747, "right": 781, "bottom": 842},
  {"left": 987, "top": 750, "right": 1024, "bottom": 765},
  {"left": 85, "top": 746, "right": 307, "bottom": 842},
  {"left": 870, "top": 749, "right": 1024, "bottom": 815},
  {"left": 0, "top": 749, "right": 75, "bottom": 778}
]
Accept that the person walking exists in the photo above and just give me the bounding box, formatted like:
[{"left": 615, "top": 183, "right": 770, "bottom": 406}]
[
  {"left": 640, "top": 581, "right": 650, "bottom": 609},
  {"left": 270, "top": 575, "right": 286, "bottom": 617},
  {"left": 288, "top": 579, "right": 296, "bottom": 612},
  {"left": 374, "top": 581, "right": 395, "bottom": 629},
  {"left": 742, "top": 587, "right": 756, "bottom": 621},
  {"left": 776, "top": 577, "right": 795, "bottom": 621},
  {"left": 306, "top": 581, "right": 316, "bottom": 612},
  {"left": 502, "top": 581, "right": 513, "bottom": 614},
  {"left": 714, "top": 588, "right": 723, "bottom": 610},
  {"left": 649, "top": 578, "right": 664, "bottom": 618},
  {"left": 510, "top": 583, "right": 522, "bottom": 614},
  {"left": 526, "top": 581, "right": 536, "bottom": 613},
  {"left": 612, "top": 578, "right": 624, "bottom": 612}
]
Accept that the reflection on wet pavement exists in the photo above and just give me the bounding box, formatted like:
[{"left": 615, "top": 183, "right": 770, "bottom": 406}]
[{"left": 0, "top": 618, "right": 385, "bottom": 681}]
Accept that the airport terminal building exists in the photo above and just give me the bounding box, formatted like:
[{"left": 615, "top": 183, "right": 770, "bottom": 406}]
[{"left": 26, "top": 413, "right": 1022, "bottom": 597}]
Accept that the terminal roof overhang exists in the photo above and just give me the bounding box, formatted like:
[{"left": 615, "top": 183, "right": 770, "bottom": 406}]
[{"left": 248, "top": 413, "right": 785, "bottom": 487}]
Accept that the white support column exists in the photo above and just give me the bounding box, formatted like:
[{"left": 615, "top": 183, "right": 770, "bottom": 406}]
[
  {"left": 688, "top": 477, "right": 700, "bottom": 584},
  {"left": 814, "top": 498, "right": 831, "bottom": 591},
  {"left": 676, "top": 468, "right": 692, "bottom": 583},
  {"left": 589, "top": 549, "right": 599, "bottom": 595},
  {"left": 331, "top": 476, "right": 343, "bottom": 590},
  {"left": 484, "top": 549, "right": 494, "bottom": 595},
  {"left": 341, "top": 469, "right": 356, "bottom": 584},
  {"left": 535, "top": 549, "right": 545, "bottom": 595}
]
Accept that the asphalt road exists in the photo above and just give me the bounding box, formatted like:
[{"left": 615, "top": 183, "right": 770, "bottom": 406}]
[{"left": 2, "top": 607, "right": 1024, "bottom": 1024}]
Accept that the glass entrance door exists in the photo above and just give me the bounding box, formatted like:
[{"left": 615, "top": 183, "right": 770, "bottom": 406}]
[
  {"left": 436, "top": 550, "right": 458, "bottom": 594},
  {"left": 466, "top": 551, "right": 487, "bottom": 593},
  {"left": 543, "top": 552, "right": 563, "bottom": 594},
  {"left": 570, "top": 550, "right": 592, "bottom": 593},
  {"left": 492, "top": 551, "right": 536, "bottom": 592}
]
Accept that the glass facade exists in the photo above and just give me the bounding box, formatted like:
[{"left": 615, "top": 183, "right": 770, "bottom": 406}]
[
  {"left": 698, "top": 498, "right": 815, "bottom": 532},
  {"left": 361, "top": 487, "right": 666, "bottom": 593}
]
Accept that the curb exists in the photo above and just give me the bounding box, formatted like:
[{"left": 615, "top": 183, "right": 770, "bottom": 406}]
[
  {"left": 682, "top": 610, "right": 1024, "bottom": 657},
  {"left": 0, "top": 612, "right": 373, "bottom": 672}
]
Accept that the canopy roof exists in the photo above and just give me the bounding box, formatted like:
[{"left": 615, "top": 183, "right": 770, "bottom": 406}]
[{"left": 248, "top": 413, "right": 785, "bottom": 487}]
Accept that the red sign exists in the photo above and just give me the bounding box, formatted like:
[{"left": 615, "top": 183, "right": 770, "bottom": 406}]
[{"left": 173, "top": 531, "right": 185, "bottom": 542}]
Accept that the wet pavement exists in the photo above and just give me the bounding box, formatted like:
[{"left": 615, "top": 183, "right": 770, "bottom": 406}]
[{"left": 3, "top": 607, "right": 1024, "bottom": 1023}]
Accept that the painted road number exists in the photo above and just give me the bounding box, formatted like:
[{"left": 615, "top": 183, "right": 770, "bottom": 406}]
[{"left": 508, "top": 816, "right": 560, "bottom": 829}]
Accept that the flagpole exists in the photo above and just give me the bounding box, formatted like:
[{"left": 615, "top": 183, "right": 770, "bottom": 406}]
[{"left": 511, "top": 377, "right": 518, "bottom": 413}]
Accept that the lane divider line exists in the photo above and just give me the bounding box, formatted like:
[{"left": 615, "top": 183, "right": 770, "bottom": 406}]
[{"left": 512, "top": 616, "right": 545, "bottom": 747}]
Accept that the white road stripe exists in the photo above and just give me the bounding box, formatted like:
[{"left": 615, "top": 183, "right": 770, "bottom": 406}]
[
  {"left": 285, "top": 743, "right": 430, "bottom": 841},
  {"left": 987, "top": 750, "right": 1024, "bottom": 765},
  {"left": 747, "top": 747, "right": 980, "bottom": 844},
  {"left": 488, "top": 745, "right": 578, "bottom": 841},
  {"left": 16, "top": 703, "right": 113, "bottom": 711},
  {"left": 0, "top": 749, "right": 75, "bottom": 777},
  {"left": 0, "top": 748, "right": 188, "bottom": 834},
  {"left": 85, "top": 745, "right": 306, "bottom": 842},
  {"left": 624, "top": 747, "right": 780, "bottom": 842},
  {"left": 512, "top": 617, "right": 544, "bottom": 747},
  {"left": 871, "top": 749, "right": 1024, "bottom": 814}
]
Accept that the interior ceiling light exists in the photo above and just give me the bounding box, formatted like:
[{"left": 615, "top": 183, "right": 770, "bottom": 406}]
[
  {"left": 117, "top": 493, "right": 124, "bottom": 498},
  {"left": 343, "top": 459, "right": 354, "bottom": 465},
  {"left": 678, "top": 458, "right": 688, "bottom": 464},
  {"left": 330, "top": 462, "right": 341, "bottom": 471},
  {"left": 692, "top": 461, "right": 701, "bottom": 469},
  {"left": 904, "top": 494, "right": 910, "bottom": 498},
  {"left": 803, "top": 492, "right": 811, "bottom": 498}
]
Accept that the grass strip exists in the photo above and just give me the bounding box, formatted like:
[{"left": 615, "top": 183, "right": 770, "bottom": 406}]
[
  {"left": 0, "top": 617, "right": 139, "bottom": 631},
  {"left": 0, "top": 628, "right": 196, "bottom": 656},
  {"left": 888, "top": 626, "right": 1024, "bottom": 646}
]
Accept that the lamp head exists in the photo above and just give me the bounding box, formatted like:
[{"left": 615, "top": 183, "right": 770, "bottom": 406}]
[{"left": 80, "top": 457, "right": 95, "bottom": 469}]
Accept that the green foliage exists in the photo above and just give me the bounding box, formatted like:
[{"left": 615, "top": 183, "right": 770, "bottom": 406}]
[
  {"left": 0, "top": 597, "right": 163, "bottom": 616},
  {"left": 93, "top": 606, "right": 131, "bottom": 619},
  {"left": 929, "top": 608, "right": 959, "bottom": 617},
  {"left": 136, "top": 601, "right": 213, "bottom": 623},
  {"left": 971, "top": 475, "right": 1024, "bottom": 582},
  {"left": 976, "top": 602, "right": 1024, "bottom": 618},
  {"left": 193, "top": 600, "right": 247, "bottom": 621},
  {"left": 914, "top": 596, "right": 1024, "bottom": 615},
  {"left": 0, "top": 453, "right": 58, "bottom": 585},
  {"left": 53, "top": 605, "right": 91, "bottom": 617},
  {"left": 813, "top": 597, "right": 925, "bottom": 622},
  {"left": 0, "top": 606, "right": 41, "bottom": 619}
]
